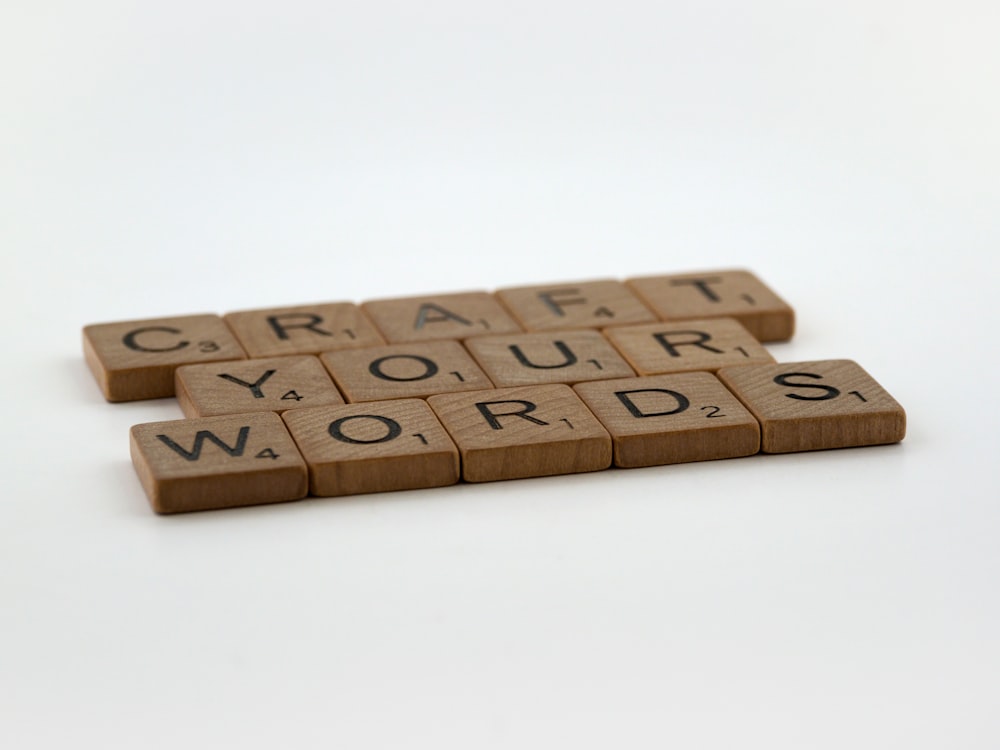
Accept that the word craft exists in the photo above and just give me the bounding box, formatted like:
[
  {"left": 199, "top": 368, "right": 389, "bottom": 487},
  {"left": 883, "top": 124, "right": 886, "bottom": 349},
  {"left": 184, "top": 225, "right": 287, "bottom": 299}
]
[{"left": 83, "top": 269, "right": 906, "bottom": 513}]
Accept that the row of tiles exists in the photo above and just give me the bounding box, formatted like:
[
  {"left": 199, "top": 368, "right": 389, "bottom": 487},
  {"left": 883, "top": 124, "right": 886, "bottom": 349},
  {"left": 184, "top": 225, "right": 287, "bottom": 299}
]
[
  {"left": 132, "top": 362, "right": 906, "bottom": 514},
  {"left": 84, "top": 270, "right": 795, "bottom": 402},
  {"left": 173, "top": 319, "right": 777, "bottom": 417}
]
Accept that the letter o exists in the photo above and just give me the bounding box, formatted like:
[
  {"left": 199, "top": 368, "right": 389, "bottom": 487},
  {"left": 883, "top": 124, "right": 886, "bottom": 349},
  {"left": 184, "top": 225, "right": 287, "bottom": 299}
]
[
  {"left": 328, "top": 415, "right": 403, "bottom": 444},
  {"left": 368, "top": 355, "right": 439, "bottom": 382}
]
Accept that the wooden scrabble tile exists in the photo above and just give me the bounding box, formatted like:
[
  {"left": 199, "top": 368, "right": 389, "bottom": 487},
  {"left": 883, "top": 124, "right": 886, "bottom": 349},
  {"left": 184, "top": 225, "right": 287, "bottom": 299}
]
[
  {"left": 175, "top": 355, "right": 345, "bottom": 418},
  {"left": 427, "top": 384, "right": 612, "bottom": 482},
  {"left": 603, "top": 318, "right": 774, "bottom": 375},
  {"left": 83, "top": 314, "right": 247, "bottom": 402},
  {"left": 495, "top": 279, "right": 657, "bottom": 331},
  {"left": 464, "top": 330, "right": 635, "bottom": 387},
  {"left": 361, "top": 291, "right": 523, "bottom": 343},
  {"left": 223, "top": 302, "right": 385, "bottom": 358},
  {"left": 716, "top": 359, "right": 906, "bottom": 453},
  {"left": 320, "top": 340, "right": 495, "bottom": 402},
  {"left": 573, "top": 372, "right": 760, "bottom": 468},
  {"left": 282, "top": 399, "right": 460, "bottom": 497},
  {"left": 130, "top": 412, "right": 308, "bottom": 514},
  {"left": 627, "top": 269, "right": 795, "bottom": 342}
]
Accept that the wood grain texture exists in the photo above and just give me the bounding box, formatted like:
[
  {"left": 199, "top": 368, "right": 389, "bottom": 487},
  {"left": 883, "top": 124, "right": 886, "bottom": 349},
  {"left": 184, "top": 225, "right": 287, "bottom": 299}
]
[
  {"left": 495, "top": 279, "right": 656, "bottom": 331},
  {"left": 573, "top": 372, "right": 760, "bottom": 468},
  {"left": 627, "top": 269, "right": 795, "bottom": 342},
  {"left": 464, "top": 329, "right": 635, "bottom": 387},
  {"left": 602, "top": 317, "right": 774, "bottom": 375},
  {"left": 717, "top": 359, "right": 906, "bottom": 453},
  {"left": 427, "top": 384, "right": 612, "bottom": 482},
  {"left": 320, "top": 340, "right": 495, "bottom": 402},
  {"left": 361, "top": 291, "right": 523, "bottom": 343},
  {"left": 282, "top": 399, "right": 460, "bottom": 497},
  {"left": 129, "top": 412, "right": 308, "bottom": 514},
  {"left": 83, "top": 314, "right": 247, "bottom": 402},
  {"left": 175, "top": 355, "right": 344, "bottom": 417},
  {"left": 223, "top": 302, "right": 385, "bottom": 358}
]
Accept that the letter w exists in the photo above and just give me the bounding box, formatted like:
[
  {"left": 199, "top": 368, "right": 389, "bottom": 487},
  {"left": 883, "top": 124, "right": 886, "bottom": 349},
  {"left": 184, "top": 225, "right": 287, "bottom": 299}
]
[{"left": 156, "top": 427, "right": 251, "bottom": 462}]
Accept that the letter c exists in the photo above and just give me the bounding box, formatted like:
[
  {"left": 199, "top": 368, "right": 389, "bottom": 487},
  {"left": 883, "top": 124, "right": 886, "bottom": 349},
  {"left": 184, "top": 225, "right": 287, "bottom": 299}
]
[{"left": 122, "top": 326, "right": 190, "bottom": 353}]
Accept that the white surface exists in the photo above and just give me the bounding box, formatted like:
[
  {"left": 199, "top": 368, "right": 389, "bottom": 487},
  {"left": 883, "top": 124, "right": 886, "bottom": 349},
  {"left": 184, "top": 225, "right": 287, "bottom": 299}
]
[{"left": 3, "top": 1, "right": 999, "bottom": 747}]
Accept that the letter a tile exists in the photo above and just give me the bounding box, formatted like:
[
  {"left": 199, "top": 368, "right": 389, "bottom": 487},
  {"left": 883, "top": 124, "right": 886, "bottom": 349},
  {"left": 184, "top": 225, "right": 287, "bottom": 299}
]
[
  {"left": 427, "top": 384, "right": 612, "bottom": 482},
  {"left": 362, "top": 291, "right": 523, "bottom": 343},
  {"left": 716, "top": 359, "right": 906, "bottom": 453},
  {"left": 130, "top": 412, "right": 308, "bottom": 514},
  {"left": 282, "top": 399, "right": 460, "bottom": 497},
  {"left": 574, "top": 372, "right": 760, "bottom": 468}
]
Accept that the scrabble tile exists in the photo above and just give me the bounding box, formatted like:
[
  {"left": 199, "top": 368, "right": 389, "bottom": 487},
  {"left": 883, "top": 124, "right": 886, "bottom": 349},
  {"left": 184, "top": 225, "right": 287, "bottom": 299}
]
[
  {"left": 83, "top": 314, "right": 247, "bottom": 402},
  {"left": 130, "top": 412, "right": 308, "bottom": 514},
  {"left": 603, "top": 318, "right": 774, "bottom": 375},
  {"left": 464, "top": 330, "right": 635, "bottom": 387},
  {"left": 427, "top": 384, "right": 612, "bottom": 482},
  {"left": 573, "top": 372, "right": 760, "bottom": 468},
  {"left": 320, "top": 340, "right": 495, "bottom": 402},
  {"left": 175, "top": 355, "right": 344, "bottom": 418},
  {"left": 627, "top": 269, "right": 795, "bottom": 342},
  {"left": 495, "top": 279, "right": 657, "bottom": 331},
  {"left": 716, "top": 359, "right": 906, "bottom": 453},
  {"left": 361, "top": 291, "right": 523, "bottom": 343},
  {"left": 282, "top": 399, "right": 460, "bottom": 497},
  {"left": 223, "top": 302, "right": 385, "bottom": 358}
]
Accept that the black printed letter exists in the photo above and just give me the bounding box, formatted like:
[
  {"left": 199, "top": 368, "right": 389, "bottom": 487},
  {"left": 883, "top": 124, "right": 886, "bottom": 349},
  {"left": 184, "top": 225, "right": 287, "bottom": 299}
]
[
  {"left": 773, "top": 372, "right": 841, "bottom": 401},
  {"left": 414, "top": 303, "right": 472, "bottom": 329},
  {"left": 475, "top": 400, "right": 549, "bottom": 430},
  {"left": 328, "top": 415, "right": 402, "bottom": 444},
  {"left": 122, "top": 327, "right": 189, "bottom": 353},
  {"left": 652, "top": 330, "right": 724, "bottom": 357},
  {"left": 670, "top": 277, "right": 723, "bottom": 302},
  {"left": 156, "top": 426, "right": 250, "bottom": 461},
  {"left": 509, "top": 340, "right": 578, "bottom": 369},
  {"left": 615, "top": 388, "right": 690, "bottom": 418},
  {"left": 368, "top": 355, "right": 440, "bottom": 382},
  {"left": 537, "top": 288, "right": 586, "bottom": 317},
  {"left": 217, "top": 369, "right": 276, "bottom": 399},
  {"left": 266, "top": 313, "right": 333, "bottom": 340}
]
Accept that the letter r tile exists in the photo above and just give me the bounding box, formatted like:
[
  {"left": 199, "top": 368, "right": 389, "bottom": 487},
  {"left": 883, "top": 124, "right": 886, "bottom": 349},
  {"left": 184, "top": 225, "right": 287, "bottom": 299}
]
[
  {"left": 83, "top": 314, "right": 247, "bottom": 402},
  {"left": 427, "top": 384, "right": 612, "bottom": 482},
  {"left": 603, "top": 318, "right": 774, "bottom": 375},
  {"left": 717, "top": 359, "right": 906, "bottom": 453},
  {"left": 224, "top": 302, "right": 385, "bottom": 358},
  {"left": 130, "top": 412, "right": 308, "bottom": 514},
  {"left": 573, "top": 372, "right": 760, "bottom": 468},
  {"left": 282, "top": 399, "right": 460, "bottom": 497}
]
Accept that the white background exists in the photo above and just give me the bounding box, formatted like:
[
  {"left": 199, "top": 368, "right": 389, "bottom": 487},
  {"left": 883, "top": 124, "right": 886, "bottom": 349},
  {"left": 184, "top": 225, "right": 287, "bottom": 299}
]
[{"left": 3, "top": 1, "right": 999, "bottom": 747}]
